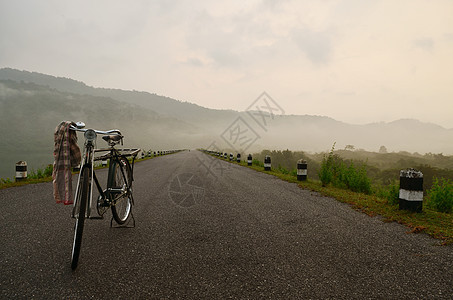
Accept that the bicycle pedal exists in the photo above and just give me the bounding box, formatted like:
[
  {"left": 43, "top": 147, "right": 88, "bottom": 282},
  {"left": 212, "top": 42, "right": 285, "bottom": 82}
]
[{"left": 89, "top": 216, "right": 104, "bottom": 220}]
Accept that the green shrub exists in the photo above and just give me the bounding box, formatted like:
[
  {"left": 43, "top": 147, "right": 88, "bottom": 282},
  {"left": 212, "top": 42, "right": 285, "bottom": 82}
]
[
  {"left": 44, "top": 164, "right": 53, "bottom": 177},
  {"left": 387, "top": 181, "right": 400, "bottom": 205},
  {"left": 375, "top": 181, "right": 400, "bottom": 205},
  {"left": 345, "top": 162, "right": 372, "bottom": 194},
  {"left": 1, "top": 177, "right": 13, "bottom": 184},
  {"left": 426, "top": 177, "right": 453, "bottom": 213},
  {"left": 318, "top": 143, "right": 372, "bottom": 194},
  {"left": 28, "top": 164, "right": 54, "bottom": 180},
  {"left": 28, "top": 169, "right": 38, "bottom": 179},
  {"left": 252, "top": 159, "right": 263, "bottom": 167},
  {"left": 278, "top": 165, "right": 290, "bottom": 174}
]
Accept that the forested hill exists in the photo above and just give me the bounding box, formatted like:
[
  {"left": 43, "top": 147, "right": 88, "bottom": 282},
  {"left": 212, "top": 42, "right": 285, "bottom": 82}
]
[
  {"left": 0, "top": 79, "right": 209, "bottom": 178},
  {"left": 0, "top": 68, "right": 238, "bottom": 127}
]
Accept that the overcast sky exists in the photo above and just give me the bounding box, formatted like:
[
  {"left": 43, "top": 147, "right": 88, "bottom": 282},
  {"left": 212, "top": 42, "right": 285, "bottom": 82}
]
[{"left": 1, "top": 0, "right": 452, "bottom": 128}]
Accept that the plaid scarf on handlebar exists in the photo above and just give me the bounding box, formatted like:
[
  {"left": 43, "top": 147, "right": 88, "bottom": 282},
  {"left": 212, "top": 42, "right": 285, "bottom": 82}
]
[{"left": 52, "top": 121, "right": 81, "bottom": 205}]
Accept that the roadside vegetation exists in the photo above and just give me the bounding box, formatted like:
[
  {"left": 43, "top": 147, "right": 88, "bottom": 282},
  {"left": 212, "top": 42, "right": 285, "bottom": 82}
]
[
  {"left": 211, "top": 146, "right": 453, "bottom": 244},
  {"left": 0, "top": 150, "right": 162, "bottom": 189}
]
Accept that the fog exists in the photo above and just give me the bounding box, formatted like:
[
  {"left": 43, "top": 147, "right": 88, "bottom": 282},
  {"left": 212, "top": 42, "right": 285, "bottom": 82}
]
[{"left": 1, "top": 0, "right": 452, "bottom": 128}]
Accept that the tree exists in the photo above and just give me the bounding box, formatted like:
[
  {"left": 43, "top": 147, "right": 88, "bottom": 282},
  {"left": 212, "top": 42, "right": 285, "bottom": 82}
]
[
  {"left": 345, "top": 145, "right": 355, "bottom": 151},
  {"left": 379, "top": 146, "right": 388, "bottom": 153}
]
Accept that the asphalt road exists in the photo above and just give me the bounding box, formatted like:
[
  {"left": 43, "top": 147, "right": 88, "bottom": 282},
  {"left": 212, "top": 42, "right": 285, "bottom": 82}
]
[{"left": 1, "top": 150, "right": 452, "bottom": 299}]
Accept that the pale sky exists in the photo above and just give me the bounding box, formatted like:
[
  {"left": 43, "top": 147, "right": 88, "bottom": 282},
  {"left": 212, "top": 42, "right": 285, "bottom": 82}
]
[{"left": 1, "top": 0, "right": 452, "bottom": 128}]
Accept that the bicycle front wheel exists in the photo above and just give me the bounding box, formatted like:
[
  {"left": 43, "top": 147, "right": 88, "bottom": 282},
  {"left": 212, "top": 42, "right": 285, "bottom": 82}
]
[
  {"left": 111, "top": 157, "right": 133, "bottom": 225},
  {"left": 71, "top": 166, "right": 89, "bottom": 270}
]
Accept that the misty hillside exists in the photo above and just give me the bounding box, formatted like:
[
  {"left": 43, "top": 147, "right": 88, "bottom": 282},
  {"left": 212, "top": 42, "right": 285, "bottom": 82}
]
[
  {"left": 0, "top": 68, "right": 238, "bottom": 129},
  {"left": 0, "top": 79, "right": 213, "bottom": 178},
  {"left": 0, "top": 79, "right": 205, "bottom": 146},
  {"left": 1, "top": 68, "right": 452, "bottom": 178}
]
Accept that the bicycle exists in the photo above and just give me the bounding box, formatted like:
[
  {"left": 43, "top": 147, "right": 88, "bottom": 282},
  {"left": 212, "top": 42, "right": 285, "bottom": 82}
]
[{"left": 69, "top": 122, "right": 140, "bottom": 270}]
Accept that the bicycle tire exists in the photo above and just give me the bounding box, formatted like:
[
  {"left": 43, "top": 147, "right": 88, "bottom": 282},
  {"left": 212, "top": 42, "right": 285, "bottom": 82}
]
[
  {"left": 71, "top": 167, "right": 90, "bottom": 270},
  {"left": 111, "top": 157, "right": 133, "bottom": 225}
]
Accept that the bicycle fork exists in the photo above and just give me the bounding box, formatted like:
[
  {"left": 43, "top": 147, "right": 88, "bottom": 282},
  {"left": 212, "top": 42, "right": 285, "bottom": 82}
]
[{"left": 72, "top": 146, "right": 95, "bottom": 219}]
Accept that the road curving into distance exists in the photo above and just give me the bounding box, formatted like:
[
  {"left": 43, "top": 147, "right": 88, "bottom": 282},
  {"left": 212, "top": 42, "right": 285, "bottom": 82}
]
[{"left": 1, "top": 150, "right": 452, "bottom": 298}]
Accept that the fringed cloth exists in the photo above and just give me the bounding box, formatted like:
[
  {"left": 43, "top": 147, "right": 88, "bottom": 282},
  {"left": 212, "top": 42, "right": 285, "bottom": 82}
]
[{"left": 52, "top": 121, "right": 81, "bottom": 205}]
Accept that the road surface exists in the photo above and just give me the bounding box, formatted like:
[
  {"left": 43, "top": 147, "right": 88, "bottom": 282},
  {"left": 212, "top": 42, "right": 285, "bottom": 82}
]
[{"left": 1, "top": 150, "right": 452, "bottom": 299}]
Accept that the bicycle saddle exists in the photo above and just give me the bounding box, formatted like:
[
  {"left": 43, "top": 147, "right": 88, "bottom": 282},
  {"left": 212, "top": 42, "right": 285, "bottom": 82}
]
[{"left": 102, "top": 134, "right": 123, "bottom": 143}]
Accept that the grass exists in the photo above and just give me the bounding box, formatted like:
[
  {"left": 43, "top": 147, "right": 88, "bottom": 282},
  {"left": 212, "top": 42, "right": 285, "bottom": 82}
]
[
  {"left": 213, "top": 153, "right": 453, "bottom": 245},
  {"left": 0, "top": 177, "right": 54, "bottom": 189}
]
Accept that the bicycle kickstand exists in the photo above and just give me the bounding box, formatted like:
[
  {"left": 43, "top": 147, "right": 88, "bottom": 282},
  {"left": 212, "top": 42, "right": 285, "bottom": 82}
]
[{"left": 110, "top": 213, "right": 136, "bottom": 228}]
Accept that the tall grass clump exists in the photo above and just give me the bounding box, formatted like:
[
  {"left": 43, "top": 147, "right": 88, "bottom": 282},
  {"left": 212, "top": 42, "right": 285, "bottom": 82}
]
[
  {"left": 375, "top": 181, "right": 400, "bottom": 205},
  {"left": 318, "top": 143, "right": 372, "bottom": 194},
  {"left": 426, "top": 177, "right": 453, "bottom": 213},
  {"left": 277, "top": 165, "right": 290, "bottom": 175},
  {"left": 319, "top": 143, "right": 336, "bottom": 186},
  {"left": 1, "top": 177, "right": 13, "bottom": 184},
  {"left": 28, "top": 164, "right": 53, "bottom": 180},
  {"left": 342, "top": 162, "right": 372, "bottom": 194},
  {"left": 252, "top": 159, "right": 263, "bottom": 167}
]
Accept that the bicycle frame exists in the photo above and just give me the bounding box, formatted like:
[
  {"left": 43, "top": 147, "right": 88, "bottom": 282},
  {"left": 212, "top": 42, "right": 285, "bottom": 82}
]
[
  {"left": 71, "top": 125, "right": 139, "bottom": 219},
  {"left": 72, "top": 147, "right": 139, "bottom": 218}
]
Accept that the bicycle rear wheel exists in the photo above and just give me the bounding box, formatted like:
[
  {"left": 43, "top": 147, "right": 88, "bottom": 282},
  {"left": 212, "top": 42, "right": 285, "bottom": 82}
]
[
  {"left": 111, "top": 157, "right": 133, "bottom": 225},
  {"left": 71, "top": 167, "right": 89, "bottom": 270}
]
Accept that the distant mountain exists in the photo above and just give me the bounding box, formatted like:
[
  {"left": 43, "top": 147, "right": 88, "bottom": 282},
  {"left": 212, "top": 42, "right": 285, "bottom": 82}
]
[
  {"left": 1, "top": 68, "right": 452, "bottom": 178},
  {"left": 261, "top": 115, "right": 453, "bottom": 154}
]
